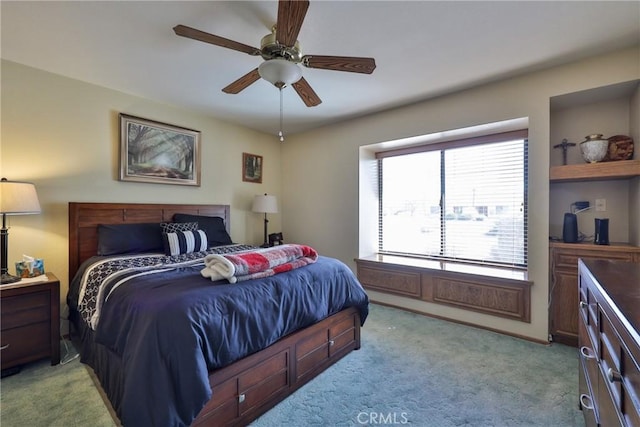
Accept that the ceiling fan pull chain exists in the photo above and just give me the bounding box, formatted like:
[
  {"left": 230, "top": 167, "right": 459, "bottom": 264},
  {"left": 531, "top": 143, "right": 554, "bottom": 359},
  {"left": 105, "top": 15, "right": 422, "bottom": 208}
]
[{"left": 279, "top": 87, "right": 285, "bottom": 142}]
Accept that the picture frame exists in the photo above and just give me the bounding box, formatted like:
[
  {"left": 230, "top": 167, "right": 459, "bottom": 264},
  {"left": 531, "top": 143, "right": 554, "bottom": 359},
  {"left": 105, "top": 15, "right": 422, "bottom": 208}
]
[
  {"left": 119, "top": 113, "right": 201, "bottom": 186},
  {"left": 242, "top": 152, "right": 263, "bottom": 183}
]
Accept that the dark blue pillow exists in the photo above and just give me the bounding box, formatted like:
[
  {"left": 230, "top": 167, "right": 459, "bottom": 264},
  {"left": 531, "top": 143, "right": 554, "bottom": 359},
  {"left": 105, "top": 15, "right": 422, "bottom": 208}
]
[
  {"left": 97, "top": 223, "right": 164, "bottom": 255},
  {"left": 173, "top": 214, "right": 233, "bottom": 247}
]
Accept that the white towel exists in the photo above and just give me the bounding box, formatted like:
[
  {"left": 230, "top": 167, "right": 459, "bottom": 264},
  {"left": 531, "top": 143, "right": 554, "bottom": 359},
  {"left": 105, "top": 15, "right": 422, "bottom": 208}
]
[{"left": 200, "top": 254, "right": 237, "bottom": 283}]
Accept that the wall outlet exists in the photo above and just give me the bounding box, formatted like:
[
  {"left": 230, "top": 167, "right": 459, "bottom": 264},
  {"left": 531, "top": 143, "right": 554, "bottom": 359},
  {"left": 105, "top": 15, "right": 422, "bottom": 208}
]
[{"left": 595, "top": 199, "right": 606, "bottom": 212}]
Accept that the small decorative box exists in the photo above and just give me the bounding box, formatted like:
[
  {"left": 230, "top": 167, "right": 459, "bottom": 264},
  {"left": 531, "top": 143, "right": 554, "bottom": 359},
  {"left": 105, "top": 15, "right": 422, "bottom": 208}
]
[{"left": 15, "top": 259, "right": 45, "bottom": 278}]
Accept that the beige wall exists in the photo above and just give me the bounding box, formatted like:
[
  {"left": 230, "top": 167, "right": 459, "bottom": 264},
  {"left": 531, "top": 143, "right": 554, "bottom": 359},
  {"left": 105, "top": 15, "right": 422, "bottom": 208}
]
[
  {"left": 282, "top": 47, "right": 640, "bottom": 342},
  {"left": 1, "top": 60, "right": 283, "bottom": 311}
]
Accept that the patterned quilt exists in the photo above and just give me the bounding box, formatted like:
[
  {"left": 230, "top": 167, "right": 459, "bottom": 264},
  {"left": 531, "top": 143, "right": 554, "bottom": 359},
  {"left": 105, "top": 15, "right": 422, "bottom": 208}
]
[{"left": 201, "top": 243, "right": 318, "bottom": 283}]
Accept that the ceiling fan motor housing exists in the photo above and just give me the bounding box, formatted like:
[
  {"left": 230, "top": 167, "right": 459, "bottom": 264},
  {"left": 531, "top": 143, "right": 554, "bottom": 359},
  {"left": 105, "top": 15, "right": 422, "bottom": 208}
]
[{"left": 260, "top": 30, "right": 302, "bottom": 62}]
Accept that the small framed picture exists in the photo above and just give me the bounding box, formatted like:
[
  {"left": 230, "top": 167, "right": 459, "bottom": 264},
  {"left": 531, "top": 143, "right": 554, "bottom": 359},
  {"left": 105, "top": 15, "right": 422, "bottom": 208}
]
[
  {"left": 119, "top": 114, "right": 201, "bottom": 186},
  {"left": 242, "top": 152, "right": 263, "bottom": 183}
]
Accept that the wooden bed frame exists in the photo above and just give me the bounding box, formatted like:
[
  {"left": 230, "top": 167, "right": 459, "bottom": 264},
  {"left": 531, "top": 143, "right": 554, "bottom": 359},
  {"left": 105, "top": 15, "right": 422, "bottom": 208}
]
[{"left": 68, "top": 202, "right": 362, "bottom": 426}]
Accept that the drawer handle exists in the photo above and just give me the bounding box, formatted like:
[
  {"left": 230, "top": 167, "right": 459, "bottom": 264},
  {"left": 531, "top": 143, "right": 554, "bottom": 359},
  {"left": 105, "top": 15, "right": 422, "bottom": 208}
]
[
  {"left": 607, "top": 368, "right": 622, "bottom": 383},
  {"left": 329, "top": 340, "right": 335, "bottom": 347},
  {"left": 238, "top": 393, "right": 245, "bottom": 403},
  {"left": 579, "top": 346, "right": 596, "bottom": 360},
  {"left": 579, "top": 394, "right": 594, "bottom": 411},
  {"left": 0, "top": 344, "right": 9, "bottom": 351}
]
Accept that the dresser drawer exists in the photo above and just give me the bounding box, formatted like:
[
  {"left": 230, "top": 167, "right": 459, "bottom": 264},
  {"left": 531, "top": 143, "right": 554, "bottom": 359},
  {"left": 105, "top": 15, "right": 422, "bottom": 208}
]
[
  {"left": 0, "top": 291, "right": 50, "bottom": 329},
  {"left": 579, "top": 268, "right": 601, "bottom": 352},
  {"left": 579, "top": 360, "right": 598, "bottom": 427},
  {"left": 598, "top": 365, "right": 624, "bottom": 427},
  {"left": 0, "top": 321, "right": 50, "bottom": 369},
  {"left": 579, "top": 319, "right": 599, "bottom": 388},
  {"left": 599, "top": 307, "right": 640, "bottom": 427},
  {"left": 600, "top": 309, "right": 623, "bottom": 406},
  {"left": 620, "top": 346, "right": 640, "bottom": 427}
]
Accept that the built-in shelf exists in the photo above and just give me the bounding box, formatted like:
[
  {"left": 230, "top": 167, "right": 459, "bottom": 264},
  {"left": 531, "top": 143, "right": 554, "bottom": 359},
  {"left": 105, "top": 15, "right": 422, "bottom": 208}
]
[{"left": 550, "top": 159, "right": 640, "bottom": 182}]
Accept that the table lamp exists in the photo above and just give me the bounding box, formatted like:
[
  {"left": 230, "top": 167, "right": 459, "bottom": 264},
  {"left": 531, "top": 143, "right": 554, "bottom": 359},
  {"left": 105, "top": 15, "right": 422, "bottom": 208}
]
[
  {"left": 0, "top": 178, "right": 41, "bottom": 284},
  {"left": 252, "top": 193, "right": 278, "bottom": 248}
]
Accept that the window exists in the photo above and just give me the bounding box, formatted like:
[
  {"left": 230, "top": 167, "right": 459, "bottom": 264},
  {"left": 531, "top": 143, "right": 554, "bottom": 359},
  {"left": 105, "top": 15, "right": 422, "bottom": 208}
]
[{"left": 377, "top": 130, "right": 528, "bottom": 268}]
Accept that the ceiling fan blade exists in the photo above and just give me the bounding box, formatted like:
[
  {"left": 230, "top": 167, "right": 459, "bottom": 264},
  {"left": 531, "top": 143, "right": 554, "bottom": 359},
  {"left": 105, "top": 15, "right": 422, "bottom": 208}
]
[
  {"left": 276, "top": 0, "right": 309, "bottom": 47},
  {"left": 222, "top": 68, "right": 261, "bottom": 94},
  {"left": 292, "top": 77, "right": 322, "bottom": 107},
  {"left": 302, "top": 55, "right": 376, "bottom": 74},
  {"left": 173, "top": 25, "right": 260, "bottom": 56}
]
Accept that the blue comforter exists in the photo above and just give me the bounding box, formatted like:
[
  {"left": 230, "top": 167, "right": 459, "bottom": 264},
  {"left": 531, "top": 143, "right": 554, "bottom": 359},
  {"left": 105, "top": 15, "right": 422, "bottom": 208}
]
[{"left": 71, "top": 252, "right": 369, "bottom": 426}]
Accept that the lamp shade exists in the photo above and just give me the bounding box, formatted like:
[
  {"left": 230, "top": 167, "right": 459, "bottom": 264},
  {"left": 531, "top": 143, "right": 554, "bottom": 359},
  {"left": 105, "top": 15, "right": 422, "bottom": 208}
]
[
  {"left": 0, "top": 179, "right": 41, "bottom": 215},
  {"left": 258, "top": 59, "right": 302, "bottom": 87},
  {"left": 252, "top": 194, "right": 278, "bottom": 214}
]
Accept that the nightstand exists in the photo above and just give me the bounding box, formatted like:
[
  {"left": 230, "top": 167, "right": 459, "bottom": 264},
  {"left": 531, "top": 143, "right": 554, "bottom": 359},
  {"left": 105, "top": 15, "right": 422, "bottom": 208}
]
[{"left": 0, "top": 273, "right": 60, "bottom": 372}]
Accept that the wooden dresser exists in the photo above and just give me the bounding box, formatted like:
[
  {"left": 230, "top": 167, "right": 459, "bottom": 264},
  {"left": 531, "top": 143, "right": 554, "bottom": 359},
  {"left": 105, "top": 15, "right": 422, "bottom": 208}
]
[
  {"left": 578, "top": 259, "right": 640, "bottom": 426},
  {"left": 549, "top": 243, "right": 640, "bottom": 346}
]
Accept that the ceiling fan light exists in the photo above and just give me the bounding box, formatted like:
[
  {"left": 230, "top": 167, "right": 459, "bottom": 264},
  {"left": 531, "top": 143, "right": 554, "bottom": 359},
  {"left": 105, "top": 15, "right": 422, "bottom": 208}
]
[{"left": 258, "top": 59, "right": 302, "bottom": 87}]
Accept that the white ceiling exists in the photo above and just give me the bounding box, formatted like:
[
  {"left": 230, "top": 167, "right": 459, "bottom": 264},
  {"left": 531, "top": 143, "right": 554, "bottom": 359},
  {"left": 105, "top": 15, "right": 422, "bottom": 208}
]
[{"left": 2, "top": 1, "right": 639, "bottom": 136}]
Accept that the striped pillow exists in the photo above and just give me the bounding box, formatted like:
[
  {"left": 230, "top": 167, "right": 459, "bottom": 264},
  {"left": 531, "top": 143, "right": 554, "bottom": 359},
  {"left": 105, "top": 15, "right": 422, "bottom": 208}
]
[{"left": 163, "top": 229, "right": 208, "bottom": 256}]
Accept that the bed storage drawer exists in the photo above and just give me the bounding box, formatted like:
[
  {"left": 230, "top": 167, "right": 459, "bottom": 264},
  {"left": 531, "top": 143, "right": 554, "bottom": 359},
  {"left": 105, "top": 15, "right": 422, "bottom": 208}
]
[
  {"left": 199, "top": 377, "right": 238, "bottom": 425},
  {"left": 329, "top": 314, "right": 357, "bottom": 357},
  {"left": 238, "top": 350, "right": 289, "bottom": 416},
  {"left": 295, "top": 310, "right": 359, "bottom": 383},
  {"left": 194, "top": 308, "right": 362, "bottom": 426},
  {"left": 197, "top": 349, "right": 290, "bottom": 426}
]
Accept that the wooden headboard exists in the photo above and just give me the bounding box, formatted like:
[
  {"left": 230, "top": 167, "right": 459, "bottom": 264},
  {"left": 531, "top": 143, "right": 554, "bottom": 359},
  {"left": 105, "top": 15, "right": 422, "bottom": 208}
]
[{"left": 68, "top": 202, "right": 231, "bottom": 279}]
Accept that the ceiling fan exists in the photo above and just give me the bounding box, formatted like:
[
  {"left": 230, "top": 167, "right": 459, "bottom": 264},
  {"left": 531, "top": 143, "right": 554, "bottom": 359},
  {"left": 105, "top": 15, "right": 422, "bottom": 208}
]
[{"left": 173, "top": 0, "right": 376, "bottom": 107}]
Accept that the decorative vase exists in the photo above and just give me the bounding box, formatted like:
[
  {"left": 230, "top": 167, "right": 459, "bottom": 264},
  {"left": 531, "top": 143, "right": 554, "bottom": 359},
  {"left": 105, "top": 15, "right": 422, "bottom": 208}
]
[
  {"left": 580, "top": 134, "right": 609, "bottom": 163},
  {"left": 606, "top": 135, "right": 634, "bottom": 161}
]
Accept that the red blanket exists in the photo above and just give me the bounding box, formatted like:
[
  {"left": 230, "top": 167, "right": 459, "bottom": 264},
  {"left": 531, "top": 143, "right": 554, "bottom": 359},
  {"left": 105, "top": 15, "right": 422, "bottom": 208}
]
[{"left": 201, "top": 244, "right": 318, "bottom": 283}]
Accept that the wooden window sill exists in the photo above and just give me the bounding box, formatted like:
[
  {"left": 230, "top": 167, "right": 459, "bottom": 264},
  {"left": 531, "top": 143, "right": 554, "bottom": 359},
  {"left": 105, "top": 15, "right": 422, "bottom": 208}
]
[{"left": 355, "top": 254, "right": 532, "bottom": 323}]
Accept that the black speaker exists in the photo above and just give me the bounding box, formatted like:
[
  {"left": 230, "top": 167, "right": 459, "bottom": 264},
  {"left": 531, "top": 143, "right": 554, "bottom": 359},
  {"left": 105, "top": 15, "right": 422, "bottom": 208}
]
[
  {"left": 562, "top": 213, "right": 578, "bottom": 243},
  {"left": 594, "top": 218, "right": 610, "bottom": 245}
]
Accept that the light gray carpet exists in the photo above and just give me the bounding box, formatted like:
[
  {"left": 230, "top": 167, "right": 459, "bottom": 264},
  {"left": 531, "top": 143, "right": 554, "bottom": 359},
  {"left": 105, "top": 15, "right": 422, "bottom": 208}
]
[{"left": 1, "top": 304, "right": 584, "bottom": 426}]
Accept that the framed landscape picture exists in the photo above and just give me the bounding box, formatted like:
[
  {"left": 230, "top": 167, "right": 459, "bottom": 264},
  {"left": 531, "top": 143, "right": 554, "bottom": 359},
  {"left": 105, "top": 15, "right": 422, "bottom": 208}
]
[
  {"left": 119, "top": 114, "right": 201, "bottom": 186},
  {"left": 242, "top": 152, "right": 263, "bottom": 183}
]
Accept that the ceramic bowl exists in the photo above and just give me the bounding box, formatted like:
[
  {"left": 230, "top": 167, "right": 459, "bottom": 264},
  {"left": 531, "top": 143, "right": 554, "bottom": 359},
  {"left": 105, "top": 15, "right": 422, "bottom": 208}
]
[{"left": 580, "top": 139, "right": 608, "bottom": 163}]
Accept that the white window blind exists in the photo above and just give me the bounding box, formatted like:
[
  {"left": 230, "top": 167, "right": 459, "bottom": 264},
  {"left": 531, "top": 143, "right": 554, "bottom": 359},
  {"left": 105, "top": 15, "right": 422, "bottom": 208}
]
[{"left": 378, "top": 131, "right": 528, "bottom": 268}]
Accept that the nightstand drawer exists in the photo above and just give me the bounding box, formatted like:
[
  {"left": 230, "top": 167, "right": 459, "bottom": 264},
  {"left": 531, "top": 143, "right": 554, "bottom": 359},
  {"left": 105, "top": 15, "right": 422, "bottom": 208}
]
[
  {"left": 0, "top": 274, "right": 61, "bottom": 369},
  {"left": 1, "top": 321, "right": 50, "bottom": 369},
  {"left": 1, "top": 291, "right": 50, "bottom": 329}
]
